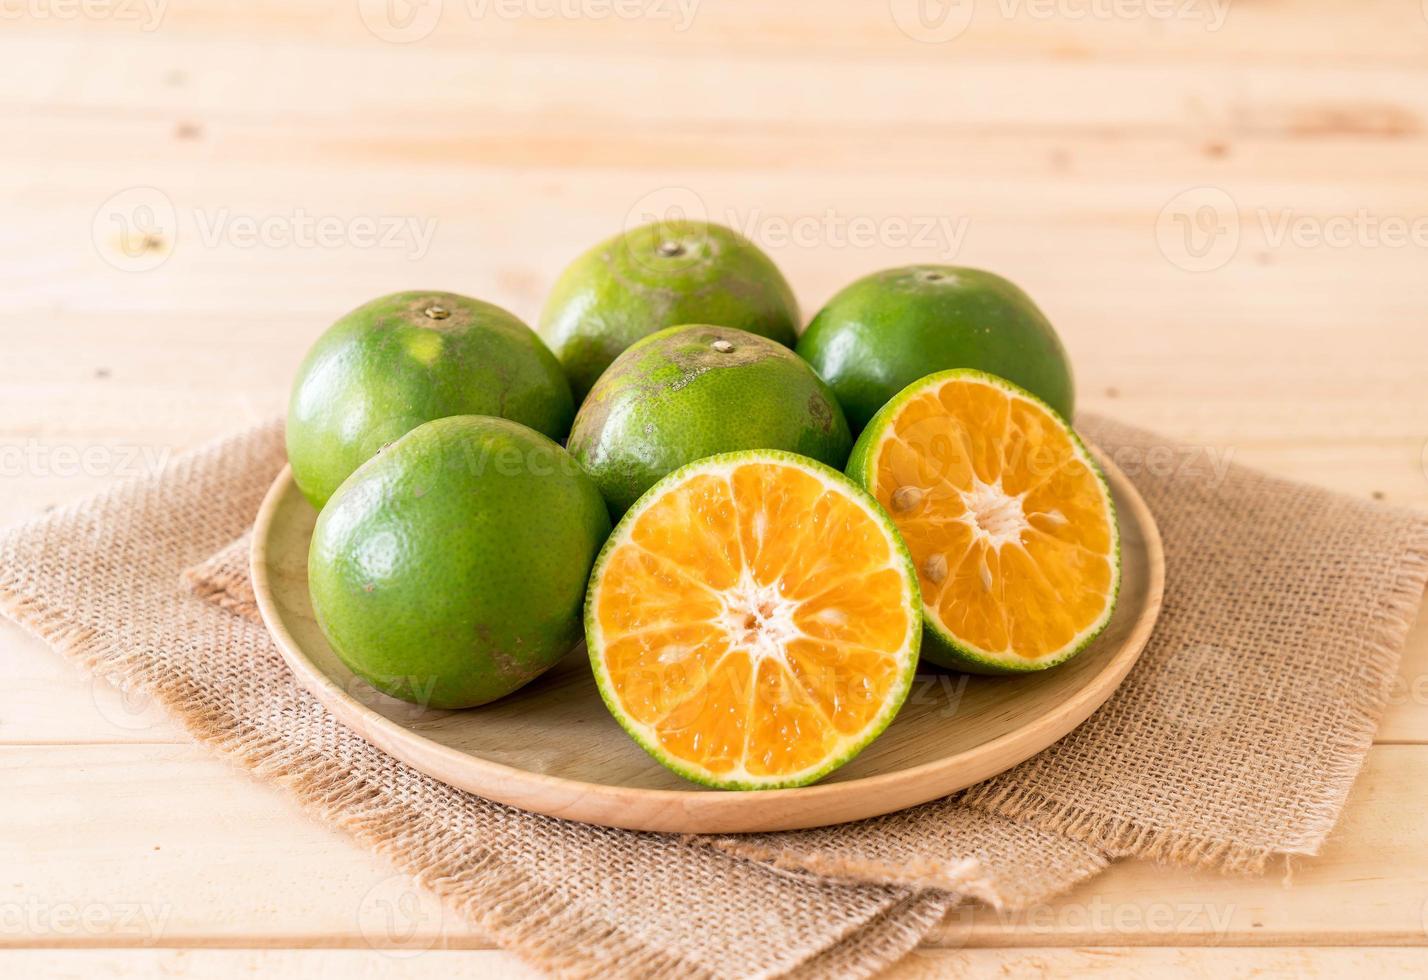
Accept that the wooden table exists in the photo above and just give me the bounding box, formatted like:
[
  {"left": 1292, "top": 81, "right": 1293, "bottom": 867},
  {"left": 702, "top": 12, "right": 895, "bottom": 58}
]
[{"left": 4, "top": 2, "right": 1428, "bottom": 975}]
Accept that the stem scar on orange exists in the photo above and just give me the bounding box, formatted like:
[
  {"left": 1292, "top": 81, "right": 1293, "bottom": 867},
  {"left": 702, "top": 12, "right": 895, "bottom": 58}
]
[
  {"left": 585, "top": 451, "right": 923, "bottom": 790},
  {"left": 847, "top": 370, "right": 1120, "bottom": 674}
]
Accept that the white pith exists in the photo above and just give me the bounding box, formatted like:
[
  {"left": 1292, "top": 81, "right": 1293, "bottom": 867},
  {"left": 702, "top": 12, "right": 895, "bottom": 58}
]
[
  {"left": 717, "top": 572, "right": 802, "bottom": 667},
  {"left": 588, "top": 455, "right": 921, "bottom": 789},
  {"left": 960, "top": 475, "right": 1031, "bottom": 549}
]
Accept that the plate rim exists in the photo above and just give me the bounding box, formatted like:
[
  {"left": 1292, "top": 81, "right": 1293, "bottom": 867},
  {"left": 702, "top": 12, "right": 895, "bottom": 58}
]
[{"left": 251, "top": 448, "right": 1164, "bottom": 833}]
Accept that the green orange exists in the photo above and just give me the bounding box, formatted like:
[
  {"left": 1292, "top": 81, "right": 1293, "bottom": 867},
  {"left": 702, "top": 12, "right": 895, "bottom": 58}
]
[
  {"left": 797, "top": 266, "right": 1075, "bottom": 431},
  {"left": 308, "top": 415, "right": 610, "bottom": 709},
  {"left": 539, "top": 220, "right": 799, "bottom": 401},
  {"left": 567, "top": 324, "right": 851, "bottom": 516},
  {"left": 287, "top": 291, "right": 573, "bottom": 510}
]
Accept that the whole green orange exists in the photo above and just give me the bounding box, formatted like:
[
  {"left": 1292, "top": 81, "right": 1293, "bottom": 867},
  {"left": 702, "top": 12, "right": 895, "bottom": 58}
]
[
  {"left": 797, "top": 266, "right": 1075, "bottom": 431},
  {"left": 308, "top": 415, "right": 610, "bottom": 709},
  {"left": 287, "top": 291, "right": 573, "bottom": 509},
  {"left": 539, "top": 220, "right": 799, "bottom": 401},
  {"left": 567, "top": 324, "right": 851, "bottom": 516}
]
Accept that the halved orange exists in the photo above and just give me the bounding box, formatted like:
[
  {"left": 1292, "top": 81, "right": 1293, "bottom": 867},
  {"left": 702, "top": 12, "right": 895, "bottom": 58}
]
[
  {"left": 585, "top": 450, "right": 922, "bottom": 789},
  {"left": 847, "top": 370, "right": 1119, "bottom": 673}
]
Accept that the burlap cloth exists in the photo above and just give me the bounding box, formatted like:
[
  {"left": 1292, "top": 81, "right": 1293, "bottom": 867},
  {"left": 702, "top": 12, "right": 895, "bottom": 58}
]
[{"left": 2, "top": 414, "right": 1426, "bottom": 977}]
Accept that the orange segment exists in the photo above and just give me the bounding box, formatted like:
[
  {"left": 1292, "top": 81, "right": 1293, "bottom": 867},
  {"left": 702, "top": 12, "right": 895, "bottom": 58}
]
[
  {"left": 604, "top": 623, "right": 729, "bottom": 726},
  {"left": 794, "top": 567, "right": 914, "bottom": 651},
  {"left": 588, "top": 453, "right": 922, "bottom": 789},
  {"left": 654, "top": 652, "right": 751, "bottom": 777},
  {"left": 728, "top": 461, "right": 827, "bottom": 590},
  {"left": 861, "top": 371, "right": 1119, "bottom": 672},
  {"left": 785, "top": 639, "right": 901, "bottom": 736},
  {"left": 593, "top": 546, "right": 723, "bottom": 636},
  {"left": 629, "top": 472, "right": 742, "bottom": 591},
  {"left": 935, "top": 540, "right": 1010, "bottom": 654},
  {"left": 745, "top": 659, "right": 835, "bottom": 778}
]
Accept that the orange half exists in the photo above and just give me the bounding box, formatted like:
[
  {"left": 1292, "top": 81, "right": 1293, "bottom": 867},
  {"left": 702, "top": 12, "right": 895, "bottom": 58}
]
[
  {"left": 847, "top": 370, "right": 1119, "bottom": 673},
  {"left": 586, "top": 451, "right": 922, "bottom": 789}
]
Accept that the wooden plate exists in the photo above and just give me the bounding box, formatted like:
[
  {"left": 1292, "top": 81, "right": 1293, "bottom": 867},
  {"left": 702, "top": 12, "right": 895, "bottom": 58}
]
[{"left": 251, "top": 451, "right": 1163, "bottom": 834}]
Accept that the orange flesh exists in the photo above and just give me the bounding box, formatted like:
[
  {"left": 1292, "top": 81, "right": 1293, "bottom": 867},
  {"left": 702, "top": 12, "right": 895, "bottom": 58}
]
[
  {"left": 593, "top": 461, "right": 915, "bottom": 783},
  {"left": 873, "top": 378, "right": 1115, "bottom": 662}
]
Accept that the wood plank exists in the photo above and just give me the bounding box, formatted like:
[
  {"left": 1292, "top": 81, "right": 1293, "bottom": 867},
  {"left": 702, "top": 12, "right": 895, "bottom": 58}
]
[
  {"left": 11, "top": 110, "right": 1428, "bottom": 184},
  {"left": 4, "top": 28, "right": 1428, "bottom": 139},
  {"left": 0, "top": 623, "right": 188, "bottom": 745},
  {"left": 5, "top": 166, "right": 1428, "bottom": 409},
  {"left": 0, "top": 949, "right": 540, "bottom": 978},
  {"left": 2, "top": 946, "right": 1426, "bottom": 979},
  {"left": 892, "top": 947, "right": 1428, "bottom": 977},
  {"left": 0, "top": 741, "right": 495, "bottom": 949},
  {"left": 3, "top": 0, "right": 1428, "bottom": 69},
  {"left": 1, "top": 740, "right": 1426, "bottom": 949}
]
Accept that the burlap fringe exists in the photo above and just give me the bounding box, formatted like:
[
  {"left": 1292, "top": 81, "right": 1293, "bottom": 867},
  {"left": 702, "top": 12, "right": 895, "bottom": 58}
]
[
  {"left": 966, "top": 517, "right": 1428, "bottom": 876},
  {"left": 784, "top": 892, "right": 953, "bottom": 980},
  {"left": 0, "top": 585, "right": 769, "bottom": 980},
  {"left": 698, "top": 841, "right": 1000, "bottom": 908}
]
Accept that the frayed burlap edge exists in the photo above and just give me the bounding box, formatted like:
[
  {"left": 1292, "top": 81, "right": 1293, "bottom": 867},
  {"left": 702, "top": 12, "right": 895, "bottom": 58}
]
[
  {"left": 697, "top": 841, "right": 999, "bottom": 906},
  {"left": 784, "top": 891, "right": 953, "bottom": 980},
  {"left": 697, "top": 836, "right": 1111, "bottom": 912},
  {"left": 964, "top": 519, "right": 1428, "bottom": 875},
  {"left": 0, "top": 579, "right": 931, "bottom": 980}
]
